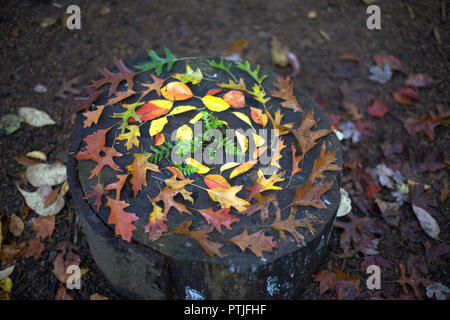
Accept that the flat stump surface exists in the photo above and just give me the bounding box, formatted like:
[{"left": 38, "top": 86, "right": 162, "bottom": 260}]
[{"left": 68, "top": 56, "right": 343, "bottom": 299}]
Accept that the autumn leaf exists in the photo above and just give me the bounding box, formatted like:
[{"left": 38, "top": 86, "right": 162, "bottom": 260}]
[
  {"left": 175, "top": 125, "right": 193, "bottom": 141},
  {"left": 126, "top": 153, "right": 159, "bottom": 197},
  {"left": 185, "top": 157, "right": 210, "bottom": 174},
  {"left": 202, "top": 95, "right": 230, "bottom": 112},
  {"left": 269, "top": 138, "right": 286, "bottom": 169},
  {"left": 291, "top": 179, "right": 333, "bottom": 209},
  {"left": 229, "top": 160, "right": 257, "bottom": 179},
  {"left": 396, "top": 263, "right": 431, "bottom": 299},
  {"left": 219, "top": 78, "right": 247, "bottom": 91},
  {"left": 136, "top": 47, "right": 178, "bottom": 75},
  {"left": 205, "top": 88, "right": 223, "bottom": 96},
  {"left": 173, "top": 220, "right": 229, "bottom": 258},
  {"left": 89, "top": 58, "right": 138, "bottom": 96},
  {"left": 249, "top": 84, "right": 270, "bottom": 105},
  {"left": 89, "top": 147, "right": 123, "bottom": 179},
  {"left": 52, "top": 241, "right": 89, "bottom": 283},
  {"left": 206, "top": 185, "right": 250, "bottom": 213},
  {"left": 111, "top": 101, "right": 144, "bottom": 134},
  {"left": 266, "top": 108, "right": 294, "bottom": 137},
  {"left": 257, "top": 169, "right": 285, "bottom": 192},
  {"left": 82, "top": 105, "right": 105, "bottom": 128},
  {"left": 149, "top": 116, "right": 168, "bottom": 137},
  {"left": 309, "top": 143, "right": 341, "bottom": 182},
  {"left": 140, "top": 74, "right": 165, "bottom": 97},
  {"left": 235, "top": 130, "right": 248, "bottom": 152},
  {"left": 154, "top": 186, "right": 192, "bottom": 216},
  {"left": 269, "top": 207, "right": 317, "bottom": 245},
  {"left": 104, "top": 174, "right": 128, "bottom": 200},
  {"left": 223, "top": 90, "right": 245, "bottom": 108},
  {"left": 168, "top": 105, "right": 197, "bottom": 116},
  {"left": 250, "top": 107, "right": 268, "bottom": 126},
  {"left": 269, "top": 76, "right": 302, "bottom": 112},
  {"left": 117, "top": 125, "right": 141, "bottom": 150},
  {"left": 23, "top": 237, "right": 45, "bottom": 259},
  {"left": 84, "top": 183, "right": 106, "bottom": 211},
  {"left": 405, "top": 73, "right": 433, "bottom": 87},
  {"left": 145, "top": 201, "right": 167, "bottom": 241},
  {"left": 251, "top": 132, "right": 265, "bottom": 147},
  {"left": 204, "top": 174, "right": 231, "bottom": 189},
  {"left": 232, "top": 111, "right": 253, "bottom": 128},
  {"left": 367, "top": 100, "right": 390, "bottom": 117},
  {"left": 242, "top": 192, "right": 279, "bottom": 223},
  {"left": 252, "top": 146, "right": 267, "bottom": 160},
  {"left": 373, "top": 54, "right": 406, "bottom": 73},
  {"left": 154, "top": 132, "right": 165, "bottom": 146},
  {"left": 30, "top": 215, "right": 55, "bottom": 240},
  {"left": 197, "top": 207, "right": 239, "bottom": 233},
  {"left": 288, "top": 109, "right": 332, "bottom": 156},
  {"left": 172, "top": 64, "right": 203, "bottom": 85},
  {"left": 230, "top": 230, "right": 278, "bottom": 258},
  {"left": 106, "top": 89, "right": 136, "bottom": 106},
  {"left": 135, "top": 99, "right": 173, "bottom": 121},
  {"left": 106, "top": 197, "right": 139, "bottom": 242},
  {"left": 290, "top": 144, "right": 303, "bottom": 178},
  {"left": 76, "top": 127, "right": 111, "bottom": 163},
  {"left": 165, "top": 166, "right": 186, "bottom": 179},
  {"left": 164, "top": 174, "right": 194, "bottom": 203},
  {"left": 161, "top": 81, "right": 193, "bottom": 101},
  {"left": 219, "top": 162, "right": 240, "bottom": 173},
  {"left": 73, "top": 87, "right": 102, "bottom": 113}
]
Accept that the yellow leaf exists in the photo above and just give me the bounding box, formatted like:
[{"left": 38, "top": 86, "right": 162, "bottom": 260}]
[
  {"left": 235, "top": 130, "right": 248, "bottom": 152},
  {"left": 252, "top": 132, "right": 266, "bottom": 147},
  {"left": 168, "top": 105, "right": 197, "bottom": 116},
  {"left": 206, "top": 185, "right": 250, "bottom": 212},
  {"left": 26, "top": 151, "right": 47, "bottom": 161},
  {"left": 229, "top": 160, "right": 257, "bottom": 179},
  {"left": 0, "top": 277, "right": 12, "bottom": 293},
  {"left": 257, "top": 169, "right": 285, "bottom": 192},
  {"left": 232, "top": 112, "right": 254, "bottom": 128},
  {"left": 185, "top": 158, "right": 210, "bottom": 174},
  {"left": 172, "top": 64, "right": 203, "bottom": 85},
  {"left": 176, "top": 125, "right": 193, "bottom": 140},
  {"left": 201, "top": 95, "right": 230, "bottom": 112},
  {"left": 189, "top": 112, "right": 203, "bottom": 124},
  {"left": 220, "top": 162, "right": 240, "bottom": 173},
  {"left": 117, "top": 125, "right": 141, "bottom": 150},
  {"left": 59, "top": 180, "right": 69, "bottom": 196},
  {"left": 149, "top": 116, "right": 168, "bottom": 137}
]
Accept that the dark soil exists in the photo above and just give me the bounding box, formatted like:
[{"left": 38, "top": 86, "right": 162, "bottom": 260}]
[{"left": 0, "top": 0, "right": 448, "bottom": 300}]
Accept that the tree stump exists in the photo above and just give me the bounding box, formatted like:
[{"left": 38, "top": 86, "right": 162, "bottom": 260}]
[{"left": 67, "top": 54, "right": 343, "bottom": 299}]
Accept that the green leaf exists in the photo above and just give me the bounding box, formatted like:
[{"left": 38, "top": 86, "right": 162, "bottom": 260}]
[
  {"left": 111, "top": 101, "right": 145, "bottom": 134},
  {"left": 234, "top": 61, "right": 268, "bottom": 85},
  {"left": 249, "top": 84, "right": 270, "bottom": 105},
  {"left": 135, "top": 47, "right": 178, "bottom": 75},
  {"left": 172, "top": 64, "right": 203, "bottom": 85},
  {"left": 208, "top": 58, "right": 237, "bottom": 82}
]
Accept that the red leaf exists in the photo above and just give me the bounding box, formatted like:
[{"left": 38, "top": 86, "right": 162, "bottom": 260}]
[
  {"left": 104, "top": 174, "right": 128, "bottom": 200},
  {"left": 398, "top": 86, "right": 419, "bottom": 100},
  {"left": 106, "top": 197, "right": 139, "bottom": 242},
  {"left": 31, "top": 216, "right": 55, "bottom": 240},
  {"left": 73, "top": 87, "right": 102, "bottom": 113},
  {"left": 89, "top": 147, "right": 123, "bottom": 179},
  {"left": 373, "top": 54, "right": 406, "bottom": 73},
  {"left": 367, "top": 100, "right": 390, "bottom": 117},
  {"left": 76, "top": 127, "right": 112, "bottom": 163},
  {"left": 205, "top": 88, "right": 223, "bottom": 96},
  {"left": 405, "top": 73, "right": 433, "bottom": 87},
  {"left": 84, "top": 183, "right": 107, "bottom": 211},
  {"left": 393, "top": 92, "right": 413, "bottom": 106},
  {"left": 223, "top": 90, "right": 246, "bottom": 108}
]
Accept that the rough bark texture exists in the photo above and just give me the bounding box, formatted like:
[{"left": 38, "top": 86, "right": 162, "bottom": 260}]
[{"left": 67, "top": 57, "right": 342, "bottom": 299}]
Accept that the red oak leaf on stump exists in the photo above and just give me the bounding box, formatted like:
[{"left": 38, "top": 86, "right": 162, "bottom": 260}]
[
  {"left": 126, "top": 153, "right": 159, "bottom": 197},
  {"left": 106, "top": 197, "right": 139, "bottom": 242},
  {"left": 197, "top": 207, "right": 239, "bottom": 234},
  {"left": 230, "top": 229, "right": 279, "bottom": 258}
]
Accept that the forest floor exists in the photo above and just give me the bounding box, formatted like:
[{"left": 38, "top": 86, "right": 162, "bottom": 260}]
[{"left": 0, "top": 0, "right": 448, "bottom": 300}]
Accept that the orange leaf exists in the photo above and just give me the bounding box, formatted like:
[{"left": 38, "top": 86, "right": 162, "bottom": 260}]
[
  {"left": 145, "top": 201, "right": 168, "bottom": 241},
  {"left": 250, "top": 107, "right": 268, "bottom": 126},
  {"left": 82, "top": 105, "right": 105, "bottom": 128},
  {"left": 30, "top": 216, "right": 55, "bottom": 240},
  {"left": 230, "top": 229, "right": 278, "bottom": 258},
  {"left": 161, "top": 81, "right": 193, "bottom": 101},
  {"left": 204, "top": 174, "right": 231, "bottom": 189},
  {"left": 135, "top": 99, "right": 173, "bottom": 121},
  {"left": 252, "top": 146, "right": 267, "bottom": 160},
  {"left": 104, "top": 174, "right": 128, "bottom": 200},
  {"left": 126, "top": 153, "right": 159, "bottom": 197},
  {"left": 84, "top": 183, "right": 106, "bottom": 211},
  {"left": 154, "top": 132, "right": 165, "bottom": 146},
  {"left": 229, "top": 160, "right": 257, "bottom": 179},
  {"left": 89, "top": 146, "right": 123, "bottom": 179},
  {"left": 106, "top": 197, "right": 139, "bottom": 242},
  {"left": 153, "top": 186, "right": 192, "bottom": 216},
  {"left": 223, "top": 90, "right": 246, "bottom": 108},
  {"left": 197, "top": 207, "right": 239, "bottom": 233},
  {"left": 292, "top": 179, "right": 333, "bottom": 209},
  {"left": 140, "top": 74, "right": 165, "bottom": 97},
  {"left": 269, "top": 76, "right": 302, "bottom": 112},
  {"left": 165, "top": 166, "right": 185, "bottom": 180}
]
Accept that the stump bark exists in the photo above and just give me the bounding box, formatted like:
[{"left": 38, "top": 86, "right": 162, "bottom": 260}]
[{"left": 67, "top": 56, "right": 343, "bottom": 299}]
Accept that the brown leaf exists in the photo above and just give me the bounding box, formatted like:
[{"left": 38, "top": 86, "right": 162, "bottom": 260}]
[
  {"left": 89, "top": 58, "right": 138, "bottom": 96},
  {"left": 23, "top": 238, "right": 45, "bottom": 259},
  {"left": 154, "top": 186, "right": 192, "bottom": 216},
  {"left": 54, "top": 286, "right": 74, "bottom": 300},
  {"left": 76, "top": 127, "right": 112, "bottom": 163},
  {"left": 174, "top": 220, "right": 229, "bottom": 258},
  {"left": 230, "top": 229, "right": 279, "bottom": 258},
  {"left": 73, "top": 87, "right": 102, "bottom": 113},
  {"left": 140, "top": 74, "right": 165, "bottom": 97},
  {"left": 405, "top": 73, "right": 433, "bottom": 87},
  {"left": 309, "top": 143, "right": 341, "bottom": 182},
  {"left": 145, "top": 201, "right": 167, "bottom": 241},
  {"left": 269, "top": 207, "right": 318, "bottom": 245},
  {"left": 82, "top": 105, "right": 106, "bottom": 128},
  {"left": 8, "top": 214, "right": 24, "bottom": 237},
  {"left": 265, "top": 108, "right": 294, "bottom": 137},
  {"left": 396, "top": 263, "right": 431, "bottom": 299},
  {"left": 242, "top": 193, "right": 279, "bottom": 223},
  {"left": 291, "top": 179, "right": 333, "bottom": 209},
  {"left": 269, "top": 76, "right": 302, "bottom": 112},
  {"left": 30, "top": 216, "right": 55, "bottom": 240},
  {"left": 106, "top": 89, "right": 137, "bottom": 106},
  {"left": 89, "top": 147, "right": 123, "bottom": 179},
  {"left": 290, "top": 144, "right": 303, "bottom": 178}
]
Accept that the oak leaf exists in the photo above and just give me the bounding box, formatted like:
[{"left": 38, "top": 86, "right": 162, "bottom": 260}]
[
  {"left": 269, "top": 207, "right": 318, "bottom": 245},
  {"left": 172, "top": 64, "right": 203, "bottom": 85},
  {"left": 30, "top": 215, "right": 55, "bottom": 240},
  {"left": 84, "top": 183, "right": 107, "bottom": 211},
  {"left": 197, "top": 207, "right": 239, "bottom": 233},
  {"left": 269, "top": 76, "right": 302, "bottom": 112},
  {"left": 242, "top": 192, "right": 279, "bottom": 223},
  {"left": 117, "top": 125, "right": 141, "bottom": 150},
  {"left": 106, "top": 89, "right": 137, "bottom": 106},
  {"left": 154, "top": 186, "right": 192, "bottom": 216},
  {"left": 76, "top": 127, "right": 111, "bottom": 163},
  {"left": 266, "top": 108, "right": 294, "bottom": 137},
  {"left": 89, "top": 58, "right": 138, "bottom": 96},
  {"left": 106, "top": 197, "right": 139, "bottom": 242},
  {"left": 73, "top": 87, "right": 102, "bottom": 113},
  {"left": 140, "top": 74, "right": 165, "bottom": 97},
  {"left": 82, "top": 105, "right": 105, "bottom": 128},
  {"left": 218, "top": 78, "right": 247, "bottom": 91},
  {"left": 126, "top": 153, "right": 159, "bottom": 197},
  {"left": 89, "top": 146, "right": 124, "bottom": 179},
  {"left": 291, "top": 179, "right": 333, "bottom": 209},
  {"left": 269, "top": 138, "right": 286, "bottom": 169},
  {"left": 309, "top": 143, "right": 341, "bottom": 182},
  {"left": 291, "top": 144, "right": 303, "bottom": 178},
  {"left": 145, "top": 201, "right": 167, "bottom": 241},
  {"left": 206, "top": 185, "right": 250, "bottom": 213},
  {"left": 173, "top": 220, "right": 229, "bottom": 258},
  {"left": 257, "top": 169, "right": 285, "bottom": 192},
  {"left": 230, "top": 229, "right": 278, "bottom": 258},
  {"left": 104, "top": 174, "right": 128, "bottom": 200}
]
